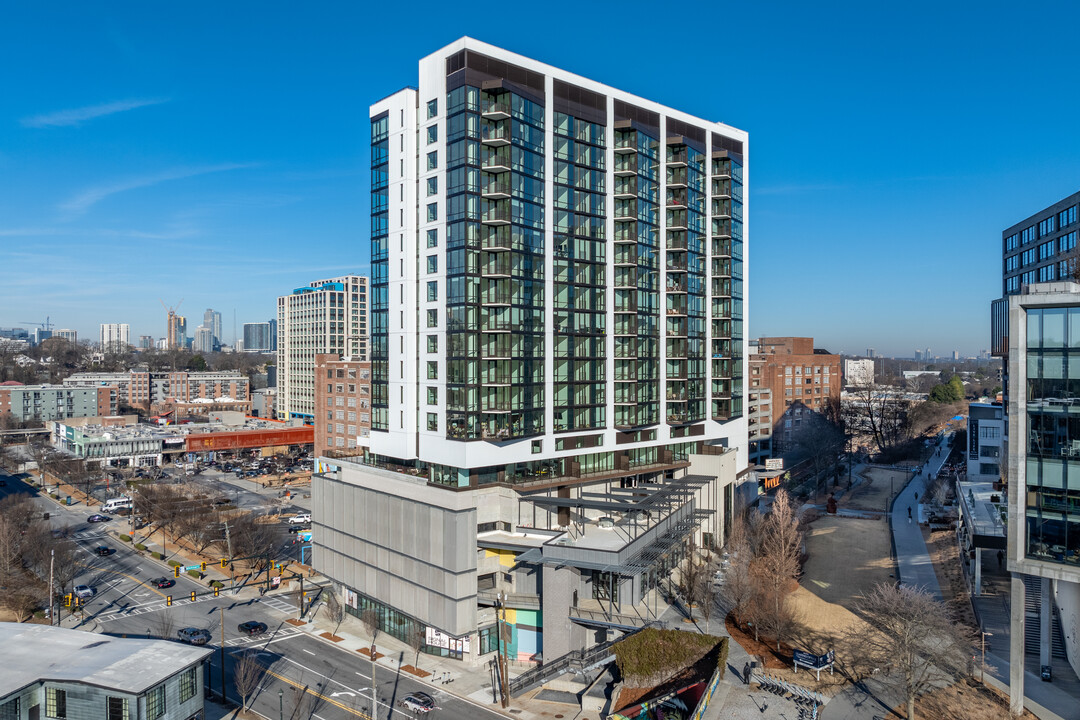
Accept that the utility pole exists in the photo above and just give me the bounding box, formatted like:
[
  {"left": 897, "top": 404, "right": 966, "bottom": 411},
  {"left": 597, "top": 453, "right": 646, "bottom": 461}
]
[
  {"left": 298, "top": 575, "right": 304, "bottom": 619},
  {"left": 48, "top": 549, "right": 55, "bottom": 626},
  {"left": 495, "top": 592, "right": 510, "bottom": 708},
  {"left": 219, "top": 607, "right": 227, "bottom": 701}
]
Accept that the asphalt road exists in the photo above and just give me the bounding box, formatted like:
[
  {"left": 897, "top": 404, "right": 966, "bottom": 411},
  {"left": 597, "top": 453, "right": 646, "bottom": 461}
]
[{"left": 1, "top": 471, "right": 501, "bottom": 720}]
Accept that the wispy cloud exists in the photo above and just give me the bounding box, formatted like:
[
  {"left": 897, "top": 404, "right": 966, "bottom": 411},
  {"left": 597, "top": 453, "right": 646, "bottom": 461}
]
[
  {"left": 59, "top": 163, "right": 257, "bottom": 216},
  {"left": 21, "top": 97, "right": 170, "bottom": 128}
]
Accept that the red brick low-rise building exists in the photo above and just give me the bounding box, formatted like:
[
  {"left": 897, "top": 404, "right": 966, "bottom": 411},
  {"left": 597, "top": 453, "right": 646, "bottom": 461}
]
[
  {"left": 313, "top": 354, "right": 371, "bottom": 454},
  {"left": 749, "top": 337, "right": 841, "bottom": 456}
]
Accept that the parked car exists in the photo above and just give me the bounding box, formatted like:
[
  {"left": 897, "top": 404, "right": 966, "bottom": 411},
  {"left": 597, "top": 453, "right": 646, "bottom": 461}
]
[
  {"left": 73, "top": 585, "right": 95, "bottom": 600},
  {"left": 287, "top": 524, "right": 309, "bottom": 534},
  {"left": 238, "top": 621, "right": 268, "bottom": 636},
  {"left": 400, "top": 692, "right": 437, "bottom": 713},
  {"left": 86, "top": 514, "right": 111, "bottom": 523},
  {"left": 150, "top": 577, "right": 175, "bottom": 589},
  {"left": 177, "top": 627, "right": 213, "bottom": 645},
  {"left": 290, "top": 513, "right": 311, "bottom": 525},
  {"left": 94, "top": 546, "right": 112, "bottom": 556}
]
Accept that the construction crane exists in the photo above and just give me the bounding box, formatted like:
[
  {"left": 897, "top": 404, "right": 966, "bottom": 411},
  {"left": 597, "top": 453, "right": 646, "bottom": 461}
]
[{"left": 19, "top": 316, "right": 54, "bottom": 331}]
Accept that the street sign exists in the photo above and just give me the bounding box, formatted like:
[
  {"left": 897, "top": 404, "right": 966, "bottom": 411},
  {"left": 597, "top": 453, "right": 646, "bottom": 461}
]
[
  {"left": 765, "top": 458, "right": 784, "bottom": 470},
  {"left": 794, "top": 649, "right": 835, "bottom": 681}
]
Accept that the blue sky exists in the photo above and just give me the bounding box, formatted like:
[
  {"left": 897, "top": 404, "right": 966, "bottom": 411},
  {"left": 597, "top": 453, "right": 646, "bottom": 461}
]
[{"left": 3, "top": 2, "right": 1080, "bottom": 357}]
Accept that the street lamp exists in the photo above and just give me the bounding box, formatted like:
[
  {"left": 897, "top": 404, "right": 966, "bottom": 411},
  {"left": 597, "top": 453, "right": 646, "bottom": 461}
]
[{"left": 278, "top": 689, "right": 283, "bottom": 720}]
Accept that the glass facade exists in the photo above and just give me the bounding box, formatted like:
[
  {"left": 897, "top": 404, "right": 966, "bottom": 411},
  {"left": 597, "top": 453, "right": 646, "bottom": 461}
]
[
  {"left": 344, "top": 587, "right": 469, "bottom": 659},
  {"left": 445, "top": 84, "right": 546, "bottom": 441},
  {"left": 553, "top": 111, "right": 607, "bottom": 432},
  {"left": 665, "top": 139, "right": 706, "bottom": 426},
  {"left": 613, "top": 124, "right": 661, "bottom": 428},
  {"left": 370, "top": 113, "right": 390, "bottom": 431},
  {"left": 1025, "top": 306, "right": 1080, "bottom": 564},
  {"left": 710, "top": 152, "right": 744, "bottom": 420}
]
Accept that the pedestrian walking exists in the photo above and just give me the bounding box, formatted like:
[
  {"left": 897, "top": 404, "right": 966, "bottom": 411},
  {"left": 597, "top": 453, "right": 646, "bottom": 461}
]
[
  {"left": 743, "top": 662, "right": 751, "bottom": 685},
  {"left": 908, "top": 506, "right": 912, "bottom": 524}
]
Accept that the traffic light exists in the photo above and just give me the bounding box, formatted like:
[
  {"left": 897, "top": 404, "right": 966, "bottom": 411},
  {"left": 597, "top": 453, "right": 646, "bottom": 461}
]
[
  {"left": 220, "top": 558, "right": 228, "bottom": 569},
  {"left": 73, "top": 597, "right": 81, "bottom": 608},
  {"left": 173, "top": 566, "right": 180, "bottom": 578},
  {"left": 166, "top": 596, "right": 172, "bottom": 606},
  {"left": 213, "top": 586, "right": 219, "bottom": 597},
  {"left": 190, "top": 591, "right": 196, "bottom": 602},
  {"left": 63, "top": 594, "right": 71, "bottom": 607},
  {"left": 200, "top": 562, "right": 207, "bottom": 572}
]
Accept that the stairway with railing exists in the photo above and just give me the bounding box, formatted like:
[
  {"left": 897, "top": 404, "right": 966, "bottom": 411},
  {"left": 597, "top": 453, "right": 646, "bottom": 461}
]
[{"left": 1021, "top": 574, "right": 1067, "bottom": 658}]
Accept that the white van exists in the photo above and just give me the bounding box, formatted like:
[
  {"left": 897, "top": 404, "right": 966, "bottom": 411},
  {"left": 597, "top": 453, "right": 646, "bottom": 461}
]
[{"left": 102, "top": 497, "right": 133, "bottom": 513}]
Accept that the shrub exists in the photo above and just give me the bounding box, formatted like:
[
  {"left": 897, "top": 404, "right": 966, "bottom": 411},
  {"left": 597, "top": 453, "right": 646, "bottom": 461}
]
[
  {"left": 210, "top": 580, "right": 224, "bottom": 588},
  {"left": 119, "top": 534, "right": 131, "bottom": 543},
  {"left": 613, "top": 627, "right": 720, "bottom": 687},
  {"left": 152, "top": 552, "right": 163, "bottom": 560},
  {"left": 187, "top": 569, "right": 201, "bottom": 579},
  {"left": 716, "top": 636, "right": 729, "bottom": 679},
  {"left": 134, "top": 543, "right": 147, "bottom": 551},
  {"left": 168, "top": 560, "right": 182, "bottom": 567}
]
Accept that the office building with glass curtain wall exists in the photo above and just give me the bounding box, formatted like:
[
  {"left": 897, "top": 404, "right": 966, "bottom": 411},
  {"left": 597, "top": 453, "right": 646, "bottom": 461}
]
[{"left": 315, "top": 38, "right": 749, "bottom": 665}]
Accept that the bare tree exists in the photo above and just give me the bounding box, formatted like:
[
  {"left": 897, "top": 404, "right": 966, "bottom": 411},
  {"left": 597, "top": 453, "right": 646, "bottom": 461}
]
[
  {"left": 325, "top": 588, "right": 345, "bottom": 634},
  {"left": 361, "top": 606, "right": 379, "bottom": 720},
  {"left": 152, "top": 610, "right": 176, "bottom": 640},
  {"left": 233, "top": 650, "right": 266, "bottom": 712},
  {"left": 678, "top": 537, "right": 706, "bottom": 621},
  {"left": 716, "top": 514, "right": 758, "bottom": 626},
  {"left": 846, "top": 583, "right": 973, "bottom": 720},
  {"left": 843, "top": 383, "right": 912, "bottom": 454},
  {"left": 228, "top": 514, "right": 277, "bottom": 571},
  {"left": 751, "top": 490, "right": 802, "bottom": 651},
  {"left": 407, "top": 624, "right": 424, "bottom": 673}
]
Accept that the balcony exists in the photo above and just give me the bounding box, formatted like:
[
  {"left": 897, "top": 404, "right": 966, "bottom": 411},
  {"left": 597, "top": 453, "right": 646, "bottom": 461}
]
[
  {"left": 481, "top": 205, "right": 512, "bottom": 225},
  {"left": 481, "top": 344, "right": 513, "bottom": 360},
  {"left": 614, "top": 247, "right": 638, "bottom": 266},
  {"left": 483, "top": 227, "right": 513, "bottom": 251},
  {"left": 481, "top": 290, "right": 513, "bottom": 306},
  {"left": 481, "top": 100, "right": 512, "bottom": 120},
  {"left": 711, "top": 199, "right": 732, "bottom": 218},
  {"left": 667, "top": 168, "right": 688, "bottom": 188},
  {"left": 667, "top": 149, "right": 688, "bottom": 167},
  {"left": 666, "top": 278, "right": 687, "bottom": 294},
  {"left": 482, "top": 181, "right": 512, "bottom": 199},
  {"left": 481, "top": 317, "right": 514, "bottom": 332},
  {"left": 712, "top": 238, "right": 733, "bottom": 257},
  {"left": 481, "top": 150, "right": 512, "bottom": 173},
  {"left": 481, "top": 122, "right": 511, "bottom": 146},
  {"left": 614, "top": 200, "right": 638, "bottom": 221},
  {"left": 481, "top": 259, "right": 512, "bottom": 278},
  {"left": 614, "top": 156, "right": 640, "bottom": 176},
  {"left": 614, "top": 177, "right": 638, "bottom": 198}
]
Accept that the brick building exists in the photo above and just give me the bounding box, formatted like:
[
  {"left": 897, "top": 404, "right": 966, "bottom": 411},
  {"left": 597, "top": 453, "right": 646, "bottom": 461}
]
[
  {"left": 749, "top": 337, "right": 841, "bottom": 455},
  {"left": 313, "top": 354, "right": 371, "bottom": 454},
  {"left": 64, "top": 370, "right": 249, "bottom": 411}
]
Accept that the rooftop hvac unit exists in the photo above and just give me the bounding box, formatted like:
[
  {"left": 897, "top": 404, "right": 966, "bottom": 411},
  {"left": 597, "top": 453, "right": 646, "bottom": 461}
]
[{"left": 598, "top": 516, "right": 615, "bottom": 528}]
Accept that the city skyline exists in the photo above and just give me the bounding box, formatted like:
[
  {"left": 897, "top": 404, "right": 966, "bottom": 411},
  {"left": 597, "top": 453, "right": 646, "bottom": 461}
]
[{"left": 3, "top": 3, "right": 1080, "bottom": 356}]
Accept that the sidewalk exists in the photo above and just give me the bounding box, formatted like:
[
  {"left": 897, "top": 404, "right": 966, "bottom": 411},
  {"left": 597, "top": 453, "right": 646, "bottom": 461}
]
[{"left": 891, "top": 438, "right": 949, "bottom": 600}]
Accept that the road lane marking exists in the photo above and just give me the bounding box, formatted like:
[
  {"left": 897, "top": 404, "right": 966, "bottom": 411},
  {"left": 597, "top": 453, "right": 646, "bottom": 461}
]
[
  {"left": 261, "top": 667, "right": 371, "bottom": 719},
  {"left": 303, "top": 649, "right": 316, "bottom": 655}
]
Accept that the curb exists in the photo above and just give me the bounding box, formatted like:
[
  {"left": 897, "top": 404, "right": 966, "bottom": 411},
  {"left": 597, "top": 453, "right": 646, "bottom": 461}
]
[{"left": 296, "top": 620, "right": 522, "bottom": 720}]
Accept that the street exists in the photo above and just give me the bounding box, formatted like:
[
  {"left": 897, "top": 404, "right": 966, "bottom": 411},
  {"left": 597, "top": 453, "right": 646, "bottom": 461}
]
[{"left": 1, "top": 469, "right": 502, "bottom": 720}]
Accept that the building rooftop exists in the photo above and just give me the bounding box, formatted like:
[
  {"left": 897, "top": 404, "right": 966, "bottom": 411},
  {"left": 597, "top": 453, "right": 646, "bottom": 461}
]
[{"left": 0, "top": 623, "right": 212, "bottom": 697}]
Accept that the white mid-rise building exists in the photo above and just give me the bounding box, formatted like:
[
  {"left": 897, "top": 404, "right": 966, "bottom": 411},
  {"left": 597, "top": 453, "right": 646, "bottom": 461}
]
[
  {"left": 276, "top": 276, "right": 368, "bottom": 421},
  {"left": 99, "top": 323, "right": 130, "bottom": 352},
  {"left": 844, "top": 358, "right": 874, "bottom": 387}
]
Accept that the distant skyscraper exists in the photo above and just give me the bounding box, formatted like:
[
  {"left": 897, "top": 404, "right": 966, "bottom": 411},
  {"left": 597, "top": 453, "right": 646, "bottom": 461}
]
[
  {"left": 924, "top": 347, "right": 931, "bottom": 360},
  {"left": 167, "top": 314, "right": 187, "bottom": 350},
  {"left": 952, "top": 350, "right": 959, "bottom": 361},
  {"left": 915, "top": 349, "right": 923, "bottom": 361},
  {"left": 138, "top": 335, "right": 154, "bottom": 349},
  {"left": 55, "top": 329, "right": 78, "bottom": 344},
  {"left": 203, "top": 308, "right": 222, "bottom": 345},
  {"left": 100, "top": 323, "right": 130, "bottom": 352},
  {"left": 866, "top": 348, "right": 875, "bottom": 358},
  {"left": 32, "top": 329, "right": 52, "bottom": 346},
  {"left": 193, "top": 326, "right": 215, "bottom": 353},
  {"left": 242, "top": 320, "right": 278, "bottom": 353}
]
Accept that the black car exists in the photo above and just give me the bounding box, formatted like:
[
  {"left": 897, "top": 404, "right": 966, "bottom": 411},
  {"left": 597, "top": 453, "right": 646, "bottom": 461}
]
[
  {"left": 94, "top": 546, "right": 111, "bottom": 556},
  {"left": 238, "top": 621, "right": 268, "bottom": 636},
  {"left": 87, "top": 514, "right": 111, "bottom": 523},
  {"left": 150, "top": 577, "right": 175, "bottom": 589}
]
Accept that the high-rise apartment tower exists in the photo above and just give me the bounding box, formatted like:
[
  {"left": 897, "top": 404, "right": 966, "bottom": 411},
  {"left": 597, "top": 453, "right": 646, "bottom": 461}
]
[{"left": 314, "top": 38, "right": 749, "bottom": 664}]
